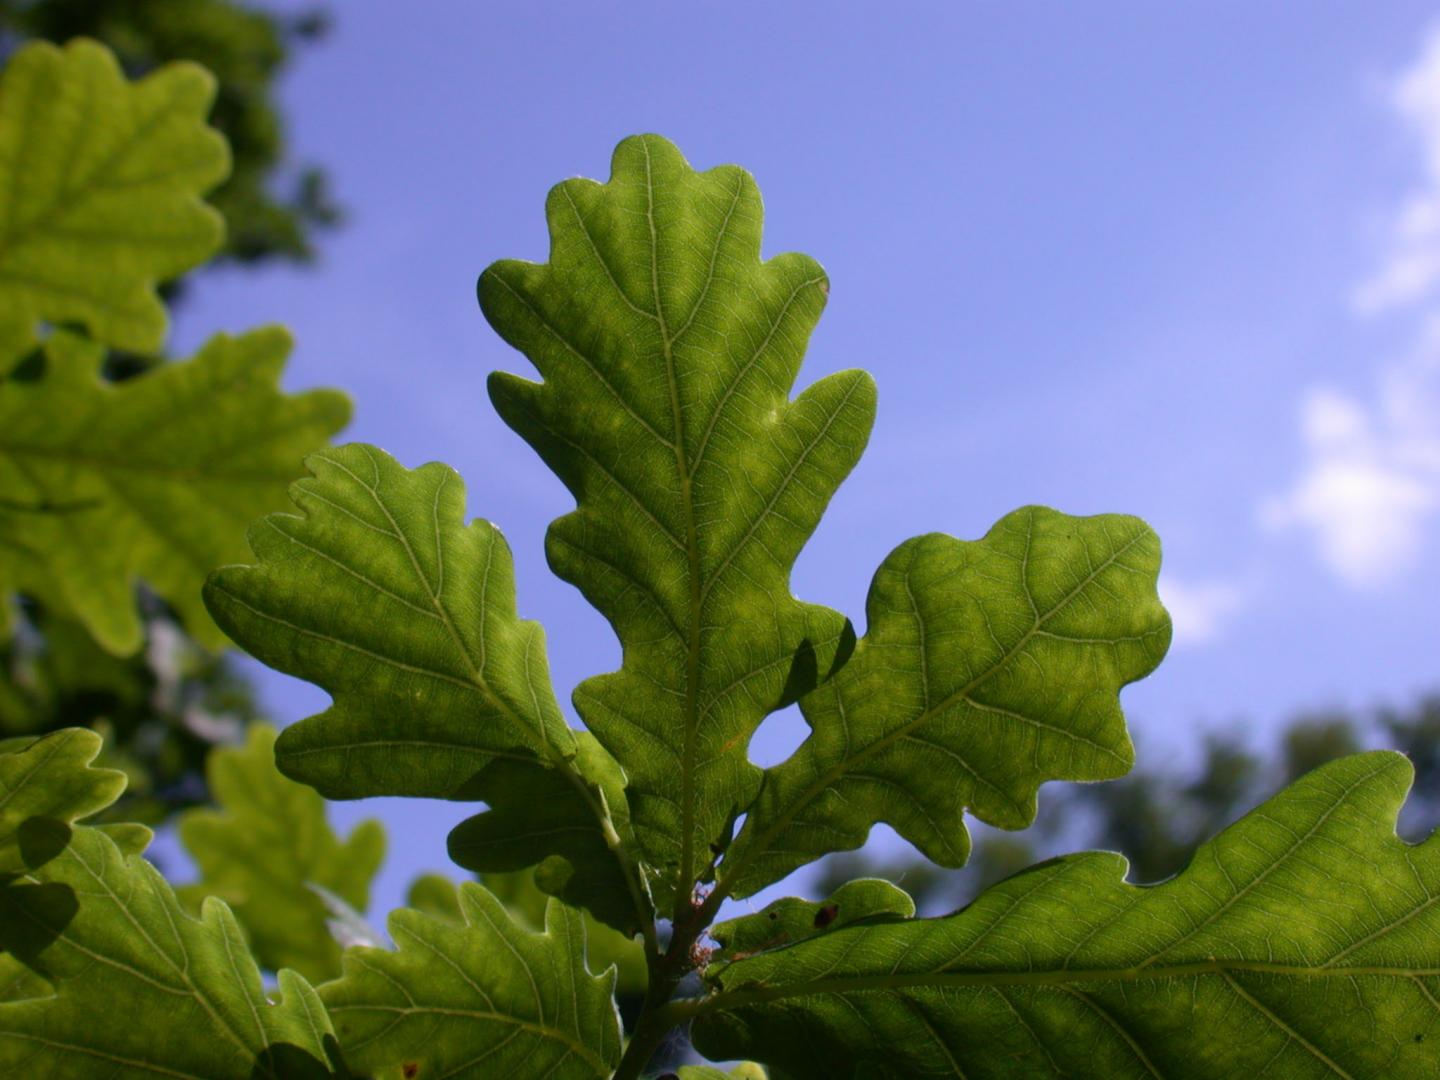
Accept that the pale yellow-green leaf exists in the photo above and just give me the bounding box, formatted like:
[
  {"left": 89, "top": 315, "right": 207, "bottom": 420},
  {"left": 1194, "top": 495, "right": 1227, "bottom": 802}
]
[
  {"left": 0, "top": 728, "right": 125, "bottom": 873},
  {"left": 0, "top": 329, "right": 349, "bottom": 654},
  {"left": 0, "top": 39, "right": 228, "bottom": 356}
]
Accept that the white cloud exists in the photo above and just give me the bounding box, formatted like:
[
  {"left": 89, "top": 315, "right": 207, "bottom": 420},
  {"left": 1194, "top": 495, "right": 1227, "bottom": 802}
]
[
  {"left": 1354, "top": 25, "right": 1440, "bottom": 314},
  {"left": 1158, "top": 575, "right": 1246, "bottom": 648},
  {"left": 1267, "top": 27, "right": 1440, "bottom": 588},
  {"left": 1261, "top": 383, "right": 1438, "bottom": 586}
]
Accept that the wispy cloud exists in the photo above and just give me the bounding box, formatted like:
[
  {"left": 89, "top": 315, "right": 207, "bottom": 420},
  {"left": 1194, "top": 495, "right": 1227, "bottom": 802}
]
[
  {"left": 1158, "top": 575, "right": 1247, "bottom": 648},
  {"left": 1266, "top": 26, "right": 1440, "bottom": 588},
  {"left": 1261, "top": 376, "right": 1439, "bottom": 586},
  {"left": 1354, "top": 25, "right": 1440, "bottom": 315}
]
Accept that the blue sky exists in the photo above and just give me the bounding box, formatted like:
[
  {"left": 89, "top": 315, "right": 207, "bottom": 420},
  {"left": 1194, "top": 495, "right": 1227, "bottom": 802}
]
[{"left": 168, "top": 2, "right": 1440, "bottom": 918}]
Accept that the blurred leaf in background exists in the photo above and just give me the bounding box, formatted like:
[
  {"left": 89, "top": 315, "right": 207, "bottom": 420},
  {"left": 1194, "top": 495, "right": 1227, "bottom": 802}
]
[
  {"left": 0, "top": 3, "right": 342, "bottom": 825},
  {"left": 0, "top": 0, "right": 340, "bottom": 282},
  {"left": 0, "top": 601, "right": 262, "bottom": 825}
]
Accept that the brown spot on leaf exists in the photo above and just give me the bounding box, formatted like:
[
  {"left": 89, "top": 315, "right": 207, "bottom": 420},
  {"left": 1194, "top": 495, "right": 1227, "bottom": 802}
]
[{"left": 402, "top": 1064, "right": 420, "bottom": 1079}]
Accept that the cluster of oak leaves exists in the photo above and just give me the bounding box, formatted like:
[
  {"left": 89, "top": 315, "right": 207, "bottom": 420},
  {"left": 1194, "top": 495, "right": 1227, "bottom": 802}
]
[{"left": 1, "top": 35, "right": 1439, "bottom": 1080}]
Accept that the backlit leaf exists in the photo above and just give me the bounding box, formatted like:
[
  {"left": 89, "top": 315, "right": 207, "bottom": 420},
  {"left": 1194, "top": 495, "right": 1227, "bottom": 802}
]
[
  {"left": 405, "top": 871, "right": 464, "bottom": 923},
  {"left": 322, "top": 882, "right": 621, "bottom": 1080},
  {"left": 0, "top": 728, "right": 124, "bottom": 873},
  {"left": 474, "top": 869, "right": 649, "bottom": 997},
  {"left": 0, "top": 329, "right": 349, "bottom": 654},
  {"left": 0, "top": 952, "right": 47, "bottom": 1002},
  {"left": 0, "top": 826, "right": 344, "bottom": 1078},
  {"left": 679, "top": 1065, "right": 768, "bottom": 1080},
  {"left": 479, "top": 133, "right": 875, "bottom": 897},
  {"left": 720, "top": 507, "right": 1170, "bottom": 897},
  {"left": 0, "top": 39, "right": 228, "bottom": 356},
  {"left": 206, "top": 444, "right": 651, "bottom": 935},
  {"left": 448, "top": 730, "right": 645, "bottom": 934},
  {"left": 709, "top": 878, "right": 913, "bottom": 962},
  {"left": 206, "top": 443, "right": 574, "bottom": 798},
  {"left": 695, "top": 752, "right": 1440, "bottom": 1078}
]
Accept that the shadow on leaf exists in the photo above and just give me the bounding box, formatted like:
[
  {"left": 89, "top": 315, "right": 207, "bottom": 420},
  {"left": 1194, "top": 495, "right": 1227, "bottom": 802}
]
[
  {"left": 249, "top": 1034, "right": 351, "bottom": 1079},
  {"left": 18, "top": 817, "right": 72, "bottom": 871},
  {"left": 0, "top": 878, "right": 78, "bottom": 970}
]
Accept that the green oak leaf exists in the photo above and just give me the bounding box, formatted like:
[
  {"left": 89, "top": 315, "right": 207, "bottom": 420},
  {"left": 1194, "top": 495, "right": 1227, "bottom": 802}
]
[
  {"left": 178, "top": 724, "right": 385, "bottom": 982},
  {"left": 205, "top": 443, "right": 574, "bottom": 797},
  {"left": 694, "top": 751, "right": 1440, "bottom": 1078},
  {"left": 0, "top": 39, "right": 228, "bottom": 357},
  {"left": 0, "top": 820, "right": 149, "bottom": 1004},
  {"left": 709, "top": 878, "right": 913, "bottom": 962},
  {"left": 0, "top": 728, "right": 125, "bottom": 872},
  {"left": 0, "top": 952, "right": 47, "bottom": 1002},
  {"left": 92, "top": 821, "right": 155, "bottom": 857},
  {"left": 448, "top": 730, "right": 646, "bottom": 934},
  {"left": 720, "top": 507, "right": 1171, "bottom": 897},
  {"left": 408, "top": 871, "right": 648, "bottom": 996},
  {"left": 0, "top": 329, "right": 349, "bottom": 655},
  {"left": 679, "top": 1065, "right": 768, "bottom": 1080},
  {"left": 0, "top": 825, "right": 344, "bottom": 1078},
  {"left": 322, "top": 881, "right": 621, "bottom": 1080},
  {"left": 479, "top": 133, "right": 875, "bottom": 897},
  {"left": 405, "top": 871, "right": 464, "bottom": 923},
  {"left": 475, "top": 868, "right": 648, "bottom": 997}
]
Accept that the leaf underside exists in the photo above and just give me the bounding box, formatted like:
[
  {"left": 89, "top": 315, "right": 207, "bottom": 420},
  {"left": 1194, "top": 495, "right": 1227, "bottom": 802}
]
[
  {"left": 0, "top": 329, "right": 349, "bottom": 654},
  {"left": 206, "top": 443, "right": 653, "bottom": 935},
  {"left": 720, "top": 506, "right": 1171, "bottom": 897},
  {"left": 479, "top": 132, "right": 877, "bottom": 897},
  {"left": 695, "top": 752, "right": 1440, "bottom": 1078},
  {"left": 470, "top": 869, "right": 649, "bottom": 996},
  {"left": 206, "top": 443, "right": 575, "bottom": 798},
  {"left": 322, "top": 881, "right": 621, "bottom": 1080},
  {"left": 0, "top": 39, "right": 229, "bottom": 357},
  {"left": 0, "top": 826, "right": 341, "bottom": 1079},
  {"left": 708, "top": 877, "right": 914, "bottom": 962},
  {"left": 448, "top": 730, "right": 645, "bottom": 935}
]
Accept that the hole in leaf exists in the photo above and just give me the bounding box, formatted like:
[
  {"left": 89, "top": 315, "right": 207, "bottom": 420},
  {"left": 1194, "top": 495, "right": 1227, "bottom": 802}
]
[{"left": 748, "top": 703, "right": 809, "bottom": 768}]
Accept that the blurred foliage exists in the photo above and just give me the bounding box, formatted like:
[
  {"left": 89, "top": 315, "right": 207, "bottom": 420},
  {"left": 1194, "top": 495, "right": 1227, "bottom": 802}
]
[
  {"left": 0, "top": 0, "right": 339, "bottom": 278},
  {"left": 816, "top": 694, "right": 1440, "bottom": 913},
  {"left": 0, "top": 1, "right": 339, "bottom": 823},
  {"left": 0, "top": 598, "right": 262, "bottom": 825}
]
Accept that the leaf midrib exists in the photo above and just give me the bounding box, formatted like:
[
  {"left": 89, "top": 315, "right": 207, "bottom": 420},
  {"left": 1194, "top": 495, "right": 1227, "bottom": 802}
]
[
  {"left": 287, "top": 450, "right": 657, "bottom": 936},
  {"left": 313, "top": 451, "right": 557, "bottom": 753},
  {"left": 637, "top": 137, "right": 708, "bottom": 901},
  {"left": 563, "top": 138, "right": 829, "bottom": 900}
]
